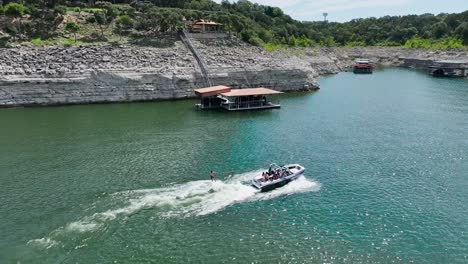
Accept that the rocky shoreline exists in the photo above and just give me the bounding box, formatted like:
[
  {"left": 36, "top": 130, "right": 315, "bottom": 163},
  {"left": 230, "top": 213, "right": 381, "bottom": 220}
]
[{"left": 1, "top": 39, "right": 467, "bottom": 107}]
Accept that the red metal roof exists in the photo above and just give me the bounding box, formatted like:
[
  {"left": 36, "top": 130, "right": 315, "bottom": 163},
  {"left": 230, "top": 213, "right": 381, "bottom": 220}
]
[
  {"left": 221, "top": 88, "right": 283, "bottom": 97},
  {"left": 194, "top": 86, "right": 232, "bottom": 97}
]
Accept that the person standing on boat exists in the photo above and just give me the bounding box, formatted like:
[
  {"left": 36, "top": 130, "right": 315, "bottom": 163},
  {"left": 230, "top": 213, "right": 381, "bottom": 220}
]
[{"left": 210, "top": 170, "right": 216, "bottom": 182}]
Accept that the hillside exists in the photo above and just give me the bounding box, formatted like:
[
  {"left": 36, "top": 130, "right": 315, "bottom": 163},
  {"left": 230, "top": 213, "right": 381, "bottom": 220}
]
[{"left": 0, "top": 0, "right": 467, "bottom": 49}]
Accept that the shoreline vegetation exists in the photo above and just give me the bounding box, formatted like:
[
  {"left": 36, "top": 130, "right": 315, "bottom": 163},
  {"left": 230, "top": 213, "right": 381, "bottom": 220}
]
[{"left": 0, "top": 1, "right": 467, "bottom": 50}]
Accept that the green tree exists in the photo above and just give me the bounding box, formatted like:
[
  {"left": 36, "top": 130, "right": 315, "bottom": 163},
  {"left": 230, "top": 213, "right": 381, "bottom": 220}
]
[
  {"left": 64, "top": 21, "right": 80, "bottom": 42},
  {"left": 4, "top": 3, "right": 27, "bottom": 40},
  {"left": 431, "top": 22, "right": 449, "bottom": 39},
  {"left": 240, "top": 28, "right": 255, "bottom": 42},
  {"left": 257, "top": 29, "right": 273, "bottom": 43},
  {"left": 455, "top": 22, "right": 468, "bottom": 45},
  {"left": 92, "top": 11, "right": 107, "bottom": 38},
  {"left": 115, "top": 14, "right": 133, "bottom": 39},
  {"left": 4, "top": 2, "right": 27, "bottom": 17},
  {"left": 135, "top": 8, "right": 183, "bottom": 34},
  {"left": 288, "top": 35, "right": 296, "bottom": 46},
  {"left": 3, "top": 23, "right": 18, "bottom": 41},
  {"left": 322, "top": 36, "right": 336, "bottom": 47},
  {"left": 296, "top": 35, "right": 312, "bottom": 47},
  {"left": 54, "top": 5, "right": 67, "bottom": 15},
  {"left": 445, "top": 15, "right": 460, "bottom": 30}
]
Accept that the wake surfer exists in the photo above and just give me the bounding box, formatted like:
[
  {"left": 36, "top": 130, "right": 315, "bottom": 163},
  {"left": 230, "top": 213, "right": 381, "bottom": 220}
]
[{"left": 210, "top": 170, "right": 216, "bottom": 182}]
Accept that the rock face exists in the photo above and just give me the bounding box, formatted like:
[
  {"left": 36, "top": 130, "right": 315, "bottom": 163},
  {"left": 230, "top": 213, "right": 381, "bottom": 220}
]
[{"left": 1, "top": 40, "right": 467, "bottom": 107}]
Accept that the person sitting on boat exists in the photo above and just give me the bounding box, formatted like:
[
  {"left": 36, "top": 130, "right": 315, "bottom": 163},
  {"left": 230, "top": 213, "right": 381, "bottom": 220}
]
[
  {"left": 274, "top": 169, "right": 280, "bottom": 180},
  {"left": 267, "top": 171, "right": 274, "bottom": 181}
]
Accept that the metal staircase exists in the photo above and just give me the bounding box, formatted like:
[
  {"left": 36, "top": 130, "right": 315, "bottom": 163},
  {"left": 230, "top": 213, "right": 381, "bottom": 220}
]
[{"left": 180, "top": 29, "right": 212, "bottom": 86}]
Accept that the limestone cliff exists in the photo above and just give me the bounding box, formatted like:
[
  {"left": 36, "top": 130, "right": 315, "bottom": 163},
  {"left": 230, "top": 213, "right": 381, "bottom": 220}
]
[{"left": 1, "top": 39, "right": 467, "bottom": 107}]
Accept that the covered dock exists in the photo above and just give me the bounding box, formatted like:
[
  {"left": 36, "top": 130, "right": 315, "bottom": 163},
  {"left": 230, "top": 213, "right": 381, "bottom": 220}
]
[
  {"left": 353, "top": 59, "right": 373, "bottom": 74},
  {"left": 194, "top": 86, "right": 231, "bottom": 109},
  {"left": 428, "top": 60, "right": 468, "bottom": 77},
  {"left": 219, "top": 88, "right": 283, "bottom": 111},
  {"left": 193, "top": 86, "right": 283, "bottom": 111}
]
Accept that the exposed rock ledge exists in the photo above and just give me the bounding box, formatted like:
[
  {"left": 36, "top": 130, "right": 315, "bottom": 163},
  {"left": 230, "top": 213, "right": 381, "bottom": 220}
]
[{"left": 0, "top": 40, "right": 467, "bottom": 107}]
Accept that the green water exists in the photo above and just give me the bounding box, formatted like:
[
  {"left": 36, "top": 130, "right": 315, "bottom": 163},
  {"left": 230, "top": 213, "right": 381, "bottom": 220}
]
[{"left": 1, "top": 68, "right": 467, "bottom": 263}]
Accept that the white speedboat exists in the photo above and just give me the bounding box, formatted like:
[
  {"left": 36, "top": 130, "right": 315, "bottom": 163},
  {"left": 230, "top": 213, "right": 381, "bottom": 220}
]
[{"left": 252, "top": 164, "right": 305, "bottom": 192}]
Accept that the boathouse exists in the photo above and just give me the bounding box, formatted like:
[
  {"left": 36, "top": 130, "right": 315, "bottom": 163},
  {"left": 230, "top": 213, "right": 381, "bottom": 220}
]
[
  {"left": 353, "top": 59, "right": 373, "bottom": 74},
  {"left": 194, "top": 85, "right": 231, "bottom": 109},
  {"left": 194, "top": 86, "right": 283, "bottom": 111}
]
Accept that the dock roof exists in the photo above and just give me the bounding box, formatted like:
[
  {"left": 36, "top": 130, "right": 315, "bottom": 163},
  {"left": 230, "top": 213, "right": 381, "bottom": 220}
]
[
  {"left": 221, "top": 88, "right": 283, "bottom": 97},
  {"left": 194, "top": 86, "right": 232, "bottom": 97}
]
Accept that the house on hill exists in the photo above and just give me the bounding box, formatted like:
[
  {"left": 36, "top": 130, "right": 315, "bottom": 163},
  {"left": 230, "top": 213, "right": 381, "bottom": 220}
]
[{"left": 190, "top": 19, "right": 224, "bottom": 33}]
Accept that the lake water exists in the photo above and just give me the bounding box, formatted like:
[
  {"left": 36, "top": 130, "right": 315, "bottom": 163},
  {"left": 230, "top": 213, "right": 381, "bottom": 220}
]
[{"left": 0, "top": 68, "right": 467, "bottom": 263}]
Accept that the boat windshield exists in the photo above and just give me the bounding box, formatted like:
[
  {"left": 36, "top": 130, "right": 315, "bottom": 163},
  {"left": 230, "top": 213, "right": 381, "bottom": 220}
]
[
  {"left": 268, "top": 163, "right": 280, "bottom": 171},
  {"left": 268, "top": 163, "right": 290, "bottom": 176}
]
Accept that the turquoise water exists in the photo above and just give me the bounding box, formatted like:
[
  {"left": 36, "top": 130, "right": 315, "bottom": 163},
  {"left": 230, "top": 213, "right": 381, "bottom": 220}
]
[{"left": 0, "top": 68, "right": 467, "bottom": 263}]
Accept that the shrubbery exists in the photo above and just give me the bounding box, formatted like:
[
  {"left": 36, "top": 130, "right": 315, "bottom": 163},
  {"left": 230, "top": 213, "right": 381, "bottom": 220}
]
[
  {"left": 404, "top": 36, "right": 464, "bottom": 49},
  {"left": 4, "top": 2, "right": 27, "bottom": 17},
  {"left": 115, "top": 15, "right": 133, "bottom": 37},
  {"left": 0, "top": 0, "right": 466, "bottom": 49},
  {"left": 54, "top": 5, "right": 67, "bottom": 15}
]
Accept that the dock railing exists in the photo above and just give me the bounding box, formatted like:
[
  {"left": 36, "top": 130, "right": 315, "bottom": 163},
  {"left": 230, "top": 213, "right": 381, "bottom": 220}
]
[{"left": 221, "top": 100, "right": 280, "bottom": 110}]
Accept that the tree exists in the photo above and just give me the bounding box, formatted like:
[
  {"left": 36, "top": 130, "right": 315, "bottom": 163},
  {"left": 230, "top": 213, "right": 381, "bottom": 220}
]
[
  {"left": 54, "top": 5, "right": 67, "bottom": 15},
  {"left": 4, "top": 3, "right": 27, "bottom": 40},
  {"left": 455, "top": 22, "right": 468, "bottom": 45},
  {"left": 445, "top": 15, "right": 460, "bottom": 30},
  {"left": 135, "top": 8, "right": 183, "bottom": 34},
  {"left": 65, "top": 21, "right": 80, "bottom": 42},
  {"left": 3, "top": 23, "right": 18, "bottom": 41},
  {"left": 115, "top": 15, "right": 133, "bottom": 39},
  {"left": 4, "top": 2, "right": 27, "bottom": 17},
  {"left": 240, "top": 28, "right": 255, "bottom": 42},
  {"left": 431, "top": 22, "right": 449, "bottom": 39},
  {"left": 92, "top": 11, "right": 107, "bottom": 39}
]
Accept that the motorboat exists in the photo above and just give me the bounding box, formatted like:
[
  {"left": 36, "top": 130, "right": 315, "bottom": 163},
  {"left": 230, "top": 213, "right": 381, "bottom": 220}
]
[{"left": 252, "top": 164, "right": 305, "bottom": 192}]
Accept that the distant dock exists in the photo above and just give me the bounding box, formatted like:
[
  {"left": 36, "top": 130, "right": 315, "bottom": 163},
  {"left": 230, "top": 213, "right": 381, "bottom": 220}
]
[
  {"left": 352, "top": 59, "right": 373, "bottom": 74},
  {"left": 428, "top": 60, "right": 468, "bottom": 77}
]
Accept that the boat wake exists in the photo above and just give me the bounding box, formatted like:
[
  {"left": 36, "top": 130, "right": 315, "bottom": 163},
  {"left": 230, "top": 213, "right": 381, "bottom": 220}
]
[{"left": 28, "top": 170, "right": 320, "bottom": 248}]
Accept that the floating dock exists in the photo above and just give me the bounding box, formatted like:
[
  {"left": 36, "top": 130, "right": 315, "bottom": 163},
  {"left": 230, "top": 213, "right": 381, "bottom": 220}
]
[
  {"left": 194, "top": 86, "right": 283, "bottom": 111},
  {"left": 353, "top": 59, "right": 373, "bottom": 74},
  {"left": 428, "top": 60, "right": 468, "bottom": 77}
]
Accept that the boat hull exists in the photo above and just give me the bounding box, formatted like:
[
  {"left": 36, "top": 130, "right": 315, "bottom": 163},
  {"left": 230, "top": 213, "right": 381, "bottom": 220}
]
[{"left": 256, "top": 175, "right": 297, "bottom": 192}]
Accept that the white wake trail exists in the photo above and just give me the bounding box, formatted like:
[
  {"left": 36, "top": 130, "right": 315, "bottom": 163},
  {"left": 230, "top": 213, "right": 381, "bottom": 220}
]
[{"left": 28, "top": 170, "right": 320, "bottom": 248}]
